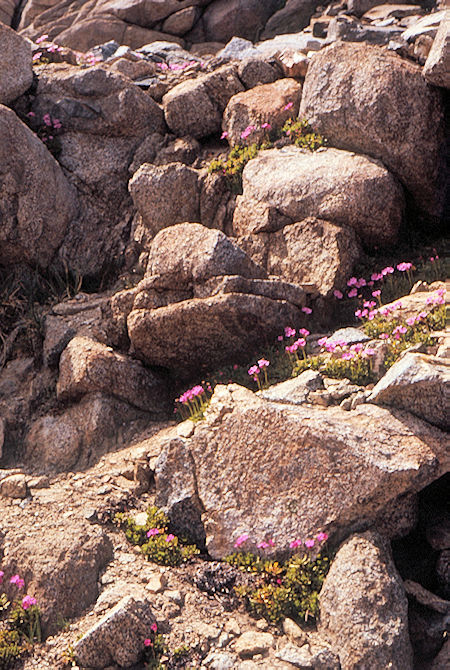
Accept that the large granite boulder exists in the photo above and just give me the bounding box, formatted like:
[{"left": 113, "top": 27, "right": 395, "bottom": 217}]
[
  {"left": 223, "top": 78, "right": 302, "bottom": 146},
  {"left": 155, "top": 384, "right": 449, "bottom": 557},
  {"left": 0, "top": 21, "right": 33, "bottom": 104},
  {"left": 233, "top": 146, "right": 405, "bottom": 249},
  {"left": 261, "top": 0, "right": 319, "bottom": 39},
  {"left": 423, "top": 11, "right": 450, "bottom": 89},
  {"left": 163, "top": 64, "right": 244, "bottom": 138},
  {"left": 318, "top": 531, "right": 413, "bottom": 670},
  {"left": 191, "top": 0, "right": 280, "bottom": 43},
  {"left": 300, "top": 42, "right": 446, "bottom": 223},
  {"left": 0, "top": 104, "right": 77, "bottom": 269}
]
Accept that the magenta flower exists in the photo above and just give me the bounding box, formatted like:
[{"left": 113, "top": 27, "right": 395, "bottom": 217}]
[
  {"left": 418, "top": 311, "right": 428, "bottom": 319},
  {"left": 0, "top": 571, "right": 3, "bottom": 584},
  {"left": 317, "top": 337, "right": 328, "bottom": 347},
  {"left": 372, "top": 290, "right": 381, "bottom": 298},
  {"left": 10, "top": 575, "right": 25, "bottom": 589},
  {"left": 27, "top": 111, "right": 36, "bottom": 118},
  {"left": 355, "top": 309, "right": 362, "bottom": 319},
  {"left": 144, "top": 638, "right": 153, "bottom": 647},
  {"left": 284, "top": 326, "right": 296, "bottom": 338},
  {"left": 305, "top": 539, "right": 315, "bottom": 549},
  {"left": 351, "top": 343, "right": 363, "bottom": 354},
  {"left": 234, "top": 533, "right": 249, "bottom": 548},
  {"left": 258, "top": 359, "right": 270, "bottom": 368},
  {"left": 220, "top": 131, "right": 228, "bottom": 140},
  {"left": 393, "top": 326, "right": 407, "bottom": 335},
  {"left": 43, "top": 113, "right": 52, "bottom": 126},
  {"left": 277, "top": 335, "right": 283, "bottom": 341},
  {"left": 356, "top": 278, "right": 366, "bottom": 288},
  {"left": 397, "top": 262, "right": 412, "bottom": 272},
  {"left": 32, "top": 52, "right": 42, "bottom": 61},
  {"left": 325, "top": 342, "right": 337, "bottom": 353},
  {"left": 302, "top": 306, "right": 312, "bottom": 314},
  {"left": 381, "top": 266, "right": 394, "bottom": 275},
  {"left": 406, "top": 317, "right": 416, "bottom": 326},
  {"left": 316, "top": 532, "right": 328, "bottom": 542},
  {"left": 261, "top": 122, "right": 271, "bottom": 130},
  {"left": 22, "top": 595, "right": 37, "bottom": 610},
  {"left": 333, "top": 290, "right": 343, "bottom": 299},
  {"left": 147, "top": 528, "right": 160, "bottom": 537},
  {"left": 371, "top": 272, "right": 383, "bottom": 281},
  {"left": 165, "top": 534, "right": 175, "bottom": 543},
  {"left": 283, "top": 102, "right": 293, "bottom": 111},
  {"left": 35, "top": 34, "right": 49, "bottom": 44},
  {"left": 298, "top": 328, "right": 310, "bottom": 337},
  {"left": 348, "top": 288, "right": 358, "bottom": 298},
  {"left": 295, "top": 338, "right": 306, "bottom": 348},
  {"left": 347, "top": 277, "right": 357, "bottom": 287},
  {"left": 150, "top": 622, "right": 158, "bottom": 633},
  {"left": 342, "top": 351, "right": 355, "bottom": 360},
  {"left": 240, "top": 125, "right": 256, "bottom": 140},
  {"left": 362, "top": 348, "right": 376, "bottom": 357},
  {"left": 257, "top": 541, "right": 270, "bottom": 549},
  {"left": 290, "top": 539, "right": 302, "bottom": 549},
  {"left": 248, "top": 365, "right": 260, "bottom": 377}
]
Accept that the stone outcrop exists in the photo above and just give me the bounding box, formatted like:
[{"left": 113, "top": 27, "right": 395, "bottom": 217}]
[
  {"left": 0, "top": 22, "right": 33, "bottom": 105},
  {"left": 368, "top": 353, "right": 450, "bottom": 431},
  {"left": 0, "top": 104, "right": 77, "bottom": 269},
  {"left": 318, "top": 531, "right": 413, "bottom": 670},
  {"left": 300, "top": 42, "right": 446, "bottom": 222},
  {"left": 233, "top": 146, "right": 404, "bottom": 248},
  {"left": 155, "top": 384, "right": 448, "bottom": 557},
  {"left": 222, "top": 78, "right": 302, "bottom": 146}
]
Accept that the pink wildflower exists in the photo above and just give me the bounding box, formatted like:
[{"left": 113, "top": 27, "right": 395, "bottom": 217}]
[
  {"left": 52, "top": 118, "right": 62, "bottom": 129},
  {"left": 257, "top": 541, "right": 270, "bottom": 549},
  {"left": 277, "top": 335, "right": 283, "bottom": 341},
  {"left": 283, "top": 102, "right": 293, "bottom": 110},
  {"left": 406, "top": 317, "right": 416, "bottom": 326},
  {"left": 284, "top": 326, "right": 296, "bottom": 338},
  {"left": 27, "top": 111, "right": 35, "bottom": 118},
  {"left": 317, "top": 337, "right": 328, "bottom": 347},
  {"left": 298, "top": 329, "right": 310, "bottom": 337},
  {"left": 240, "top": 125, "right": 256, "bottom": 140},
  {"left": 356, "top": 278, "right": 366, "bottom": 288},
  {"left": 10, "top": 575, "right": 25, "bottom": 589},
  {"left": 372, "top": 290, "right": 381, "bottom": 298},
  {"left": 150, "top": 623, "right": 158, "bottom": 633},
  {"left": 147, "top": 528, "right": 160, "bottom": 537},
  {"left": 381, "top": 266, "right": 394, "bottom": 276},
  {"left": 295, "top": 338, "right": 306, "bottom": 348},
  {"left": 355, "top": 309, "right": 362, "bottom": 319},
  {"left": 393, "top": 325, "right": 407, "bottom": 335},
  {"left": 144, "top": 638, "right": 153, "bottom": 647},
  {"left": 32, "top": 52, "right": 42, "bottom": 61},
  {"left": 35, "top": 34, "right": 49, "bottom": 44},
  {"left": 290, "top": 539, "right": 302, "bottom": 549},
  {"left": 165, "top": 534, "right": 175, "bottom": 542},
  {"left": 379, "top": 333, "right": 389, "bottom": 340},
  {"left": 305, "top": 539, "right": 315, "bottom": 549},
  {"left": 248, "top": 365, "right": 260, "bottom": 376},
  {"left": 316, "top": 532, "right": 328, "bottom": 542},
  {"left": 325, "top": 342, "right": 337, "bottom": 353},
  {"left": 351, "top": 343, "right": 364, "bottom": 354},
  {"left": 348, "top": 288, "right": 358, "bottom": 298},
  {"left": 333, "top": 290, "right": 343, "bottom": 299},
  {"left": 0, "top": 571, "right": 3, "bottom": 585},
  {"left": 43, "top": 113, "right": 52, "bottom": 126},
  {"left": 22, "top": 596, "right": 37, "bottom": 610},
  {"left": 342, "top": 351, "right": 355, "bottom": 360},
  {"left": 397, "top": 262, "right": 412, "bottom": 272},
  {"left": 234, "top": 533, "right": 249, "bottom": 548},
  {"left": 418, "top": 312, "right": 428, "bottom": 319},
  {"left": 363, "top": 348, "right": 376, "bottom": 357},
  {"left": 347, "top": 277, "right": 358, "bottom": 287},
  {"left": 261, "top": 122, "right": 271, "bottom": 130},
  {"left": 220, "top": 131, "right": 228, "bottom": 140},
  {"left": 371, "top": 273, "right": 383, "bottom": 282},
  {"left": 302, "top": 306, "right": 312, "bottom": 314},
  {"left": 258, "top": 359, "right": 270, "bottom": 368}
]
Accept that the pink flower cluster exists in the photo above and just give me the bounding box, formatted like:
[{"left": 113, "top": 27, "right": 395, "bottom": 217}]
[
  {"left": 290, "top": 532, "right": 329, "bottom": 549},
  {"left": 177, "top": 385, "right": 205, "bottom": 404},
  {"left": 248, "top": 359, "right": 269, "bottom": 380},
  {"left": 22, "top": 595, "right": 37, "bottom": 610},
  {"left": 10, "top": 574, "right": 25, "bottom": 589},
  {"left": 241, "top": 125, "right": 256, "bottom": 140},
  {"left": 426, "top": 288, "right": 445, "bottom": 306},
  {"left": 285, "top": 338, "right": 306, "bottom": 354},
  {"left": 234, "top": 531, "right": 328, "bottom": 551}
]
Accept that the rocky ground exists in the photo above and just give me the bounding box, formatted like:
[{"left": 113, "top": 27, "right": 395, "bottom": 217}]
[{"left": 0, "top": 0, "right": 449, "bottom": 669}]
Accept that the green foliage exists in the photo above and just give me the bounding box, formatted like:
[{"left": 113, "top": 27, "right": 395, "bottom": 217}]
[
  {"left": 323, "top": 356, "right": 373, "bottom": 386},
  {"left": 292, "top": 355, "right": 324, "bottom": 376},
  {"left": 228, "top": 550, "right": 330, "bottom": 624},
  {"left": 282, "top": 118, "right": 326, "bottom": 151},
  {"left": 144, "top": 632, "right": 167, "bottom": 669},
  {"left": 8, "top": 602, "right": 41, "bottom": 644},
  {"left": 115, "top": 506, "right": 199, "bottom": 567},
  {"left": 209, "top": 142, "right": 264, "bottom": 193},
  {"left": 0, "top": 630, "right": 22, "bottom": 670}
]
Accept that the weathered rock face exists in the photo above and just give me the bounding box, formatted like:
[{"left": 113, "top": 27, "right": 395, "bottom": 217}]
[
  {"left": 25, "top": 392, "right": 151, "bottom": 471},
  {"left": 56, "top": 336, "right": 169, "bottom": 413},
  {"left": 239, "top": 217, "right": 362, "bottom": 297},
  {"left": 1, "top": 523, "right": 113, "bottom": 634},
  {"left": 155, "top": 384, "right": 448, "bottom": 557},
  {"left": 233, "top": 146, "right": 404, "bottom": 249},
  {"left": 191, "top": 0, "right": 280, "bottom": 43},
  {"left": 318, "top": 531, "right": 414, "bottom": 670},
  {"left": 300, "top": 42, "right": 446, "bottom": 223},
  {"left": 0, "top": 104, "right": 77, "bottom": 269},
  {"left": 74, "top": 595, "right": 156, "bottom": 669},
  {"left": 163, "top": 64, "right": 244, "bottom": 139},
  {"left": 223, "top": 78, "right": 302, "bottom": 145},
  {"left": 128, "top": 292, "right": 302, "bottom": 376},
  {"left": 368, "top": 353, "right": 450, "bottom": 431},
  {"left": 0, "top": 22, "right": 33, "bottom": 105},
  {"left": 423, "top": 11, "right": 450, "bottom": 89},
  {"left": 146, "top": 223, "right": 264, "bottom": 284},
  {"left": 129, "top": 163, "right": 200, "bottom": 235}
]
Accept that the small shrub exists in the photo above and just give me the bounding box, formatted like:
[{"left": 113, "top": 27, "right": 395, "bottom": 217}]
[
  {"left": 292, "top": 355, "right": 324, "bottom": 376},
  {"left": 282, "top": 118, "right": 326, "bottom": 151},
  {"left": 323, "top": 355, "right": 374, "bottom": 386},
  {"left": 209, "top": 142, "right": 264, "bottom": 193},
  {"left": 115, "top": 506, "right": 199, "bottom": 567},
  {"left": 0, "top": 630, "right": 22, "bottom": 670}
]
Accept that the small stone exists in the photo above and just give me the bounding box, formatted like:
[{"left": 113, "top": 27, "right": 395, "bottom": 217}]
[
  {"left": 203, "top": 651, "right": 236, "bottom": 669},
  {"left": 131, "top": 511, "right": 148, "bottom": 526},
  {"left": 283, "top": 618, "right": 307, "bottom": 646},
  {"left": 146, "top": 574, "right": 166, "bottom": 594},
  {"left": 27, "top": 475, "right": 50, "bottom": 490},
  {"left": 234, "top": 631, "right": 274, "bottom": 658},
  {"left": 218, "top": 632, "right": 230, "bottom": 648},
  {"left": 255, "top": 619, "right": 268, "bottom": 631},
  {"left": 165, "top": 589, "right": 183, "bottom": 605},
  {"left": 177, "top": 420, "right": 195, "bottom": 438},
  {"left": 224, "top": 619, "right": 241, "bottom": 636},
  {"left": 0, "top": 474, "right": 27, "bottom": 499},
  {"left": 161, "top": 600, "right": 180, "bottom": 618},
  {"left": 340, "top": 397, "right": 352, "bottom": 411}
]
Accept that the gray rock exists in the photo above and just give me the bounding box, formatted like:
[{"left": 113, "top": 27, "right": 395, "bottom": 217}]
[
  {"left": 275, "top": 642, "right": 340, "bottom": 669},
  {"left": 318, "top": 531, "right": 413, "bottom": 669},
  {"left": 328, "top": 328, "right": 370, "bottom": 345},
  {"left": 326, "top": 15, "right": 402, "bottom": 45},
  {"left": 203, "top": 651, "right": 236, "bottom": 669},
  {"left": 0, "top": 474, "right": 27, "bottom": 499},
  {"left": 423, "top": 11, "right": 450, "bottom": 89},
  {"left": 0, "top": 22, "right": 32, "bottom": 104},
  {"left": 234, "top": 631, "right": 274, "bottom": 658},
  {"left": 215, "top": 37, "right": 259, "bottom": 62},
  {"left": 261, "top": 370, "right": 324, "bottom": 405},
  {"left": 75, "top": 595, "right": 156, "bottom": 668},
  {"left": 368, "top": 353, "right": 450, "bottom": 431}
]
